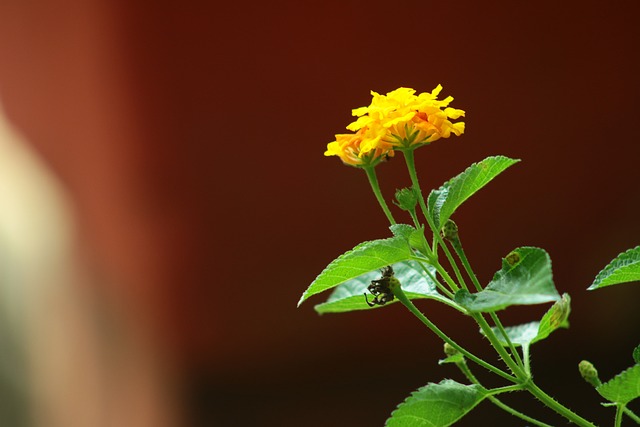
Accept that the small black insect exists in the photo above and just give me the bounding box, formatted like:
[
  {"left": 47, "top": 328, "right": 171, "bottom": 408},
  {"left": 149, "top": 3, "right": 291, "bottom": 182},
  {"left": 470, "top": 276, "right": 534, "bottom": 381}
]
[{"left": 365, "top": 265, "right": 396, "bottom": 307}]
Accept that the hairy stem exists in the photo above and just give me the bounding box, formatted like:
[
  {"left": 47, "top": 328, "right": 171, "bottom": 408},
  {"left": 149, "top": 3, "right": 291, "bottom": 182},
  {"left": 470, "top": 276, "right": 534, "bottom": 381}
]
[
  {"left": 392, "top": 286, "right": 516, "bottom": 383},
  {"left": 623, "top": 407, "right": 640, "bottom": 424},
  {"left": 524, "top": 382, "right": 596, "bottom": 427},
  {"left": 615, "top": 404, "right": 625, "bottom": 427},
  {"left": 472, "top": 312, "right": 526, "bottom": 378},
  {"left": 410, "top": 256, "right": 456, "bottom": 300},
  {"left": 455, "top": 360, "right": 553, "bottom": 427},
  {"left": 450, "top": 237, "right": 526, "bottom": 371},
  {"left": 401, "top": 148, "right": 456, "bottom": 268},
  {"left": 364, "top": 166, "right": 396, "bottom": 225}
]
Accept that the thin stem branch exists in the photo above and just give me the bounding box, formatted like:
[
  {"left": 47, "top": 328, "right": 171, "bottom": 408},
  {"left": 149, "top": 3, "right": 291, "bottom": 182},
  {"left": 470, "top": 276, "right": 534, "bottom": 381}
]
[
  {"left": 624, "top": 407, "right": 640, "bottom": 424},
  {"left": 523, "top": 345, "right": 531, "bottom": 376},
  {"left": 615, "top": 404, "right": 625, "bottom": 427},
  {"left": 392, "top": 285, "right": 517, "bottom": 383},
  {"left": 524, "top": 382, "right": 596, "bottom": 427},
  {"left": 410, "top": 256, "right": 456, "bottom": 300},
  {"left": 401, "top": 149, "right": 458, "bottom": 272},
  {"left": 455, "top": 360, "right": 553, "bottom": 427},
  {"left": 487, "top": 384, "right": 526, "bottom": 395},
  {"left": 364, "top": 166, "right": 396, "bottom": 225},
  {"left": 472, "top": 312, "right": 526, "bottom": 378},
  {"left": 449, "top": 237, "right": 526, "bottom": 371},
  {"left": 408, "top": 206, "right": 468, "bottom": 293},
  {"left": 432, "top": 262, "right": 460, "bottom": 293},
  {"left": 400, "top": 149, "right": 524, "bottom": 376}
]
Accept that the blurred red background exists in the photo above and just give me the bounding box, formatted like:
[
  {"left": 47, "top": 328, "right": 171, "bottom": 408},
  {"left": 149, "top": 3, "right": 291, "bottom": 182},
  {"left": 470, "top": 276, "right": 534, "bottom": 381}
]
[{"left": 0, "top": 1, "right": 639, "bottom": 425}]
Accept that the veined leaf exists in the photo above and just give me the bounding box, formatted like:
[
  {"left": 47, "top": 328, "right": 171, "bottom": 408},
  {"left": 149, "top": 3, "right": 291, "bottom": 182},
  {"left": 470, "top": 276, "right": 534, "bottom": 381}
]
[
  {"left": 390, "top": 223, "right": 426, "bottom": 250},
  {"left": 298, "top": 237, "right": 413, "bottom": 306},
  {"left": 633, "top": 345, "right": 640, "bottom": 364},
  {"left": 488, "top": 293, "right": 571, "bottom": 348},
  {"left": 390, "top": 224, "right": 416, "bottom": 240},
  {"left": 427, "top": 156, "right": 520, "bottom": 230},
  {"left": 455, "top": 247, "right": 560, "bottom": 312},
  {"left": 314, "top": 261, "right": 454, "bottom": 314},
  {"left": 597, "top": 364, "right": 640, "bottom": 404},
  {"left": 386, "top": 380, "right": 487, "bottom": 427},
  {"left": 588, "top": 246, "right": 640, "bottom": 290}
]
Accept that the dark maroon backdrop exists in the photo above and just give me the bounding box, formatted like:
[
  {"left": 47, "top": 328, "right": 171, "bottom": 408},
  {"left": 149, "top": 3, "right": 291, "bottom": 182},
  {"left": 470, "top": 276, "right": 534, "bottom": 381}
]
[{"left": 0, "top": 1, "right": 638, "bottom": 425}]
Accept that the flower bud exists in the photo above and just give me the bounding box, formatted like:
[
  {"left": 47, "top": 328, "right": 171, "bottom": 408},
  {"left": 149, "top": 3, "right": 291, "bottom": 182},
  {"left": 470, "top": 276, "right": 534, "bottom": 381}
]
[
  {"left": 443, "top": 342, "right": 459, "bottom": 357},
  {"left": 394, "top": 187, "right": 419, "bottom": 212},
  {"left": 440, "top": 219, "right": 459, "bottom": 241},
  {"left": 578, "top": 360, "right": 601, "bottom": 387}
]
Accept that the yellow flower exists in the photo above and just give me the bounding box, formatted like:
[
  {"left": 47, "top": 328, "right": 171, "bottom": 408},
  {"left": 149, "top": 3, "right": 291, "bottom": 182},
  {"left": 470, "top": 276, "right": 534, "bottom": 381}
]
[
  {"left": 346, "top": 85, "right": 465, "bottom": 155},
  {"left": 324, "top": 128, "right": 394, "bottom": 167}
]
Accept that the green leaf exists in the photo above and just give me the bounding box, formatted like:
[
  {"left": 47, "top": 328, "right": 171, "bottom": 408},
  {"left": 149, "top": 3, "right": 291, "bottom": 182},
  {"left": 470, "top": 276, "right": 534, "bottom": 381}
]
[
  {"left": 390, "top": 224, "right": 416, "bottom": 240},
  {"left": 386, "top": 380, "right": 487, "bottom": 427},
  {"left": 633, "top": 345, "right": 640, "bottom": 364},
  {"left": 427, "top": 156, "right": 520, "bottom": 230},
  {"left": 314, "top": 261, "right": 453, "bottom": 314},
  {"left": 298, "top": 237, "right": 413, "bottom": 306},
  {"left": 390, "top": 223, "right": 427, "bottom": 253},
  {"left": 438, "top": 353, "right": 465, "bottom": 365},
  {"left": 588, "top": 246, "right": 640, "bottom": 290},
  {"left": 488, "top": 293, "right": 571, "bottom": 347},
  {"left": 454, "top": 247, "right": 560, "bottom": 312},
  {"left": 597, "top": 364, "right": 640, "bottom": 404}
]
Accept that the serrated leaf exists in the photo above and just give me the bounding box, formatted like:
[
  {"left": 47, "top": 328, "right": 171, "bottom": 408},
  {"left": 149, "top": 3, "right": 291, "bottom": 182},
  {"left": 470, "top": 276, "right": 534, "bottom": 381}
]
[
  {"left": 454, "top": 247, "right": 560, "bottom": 312},
  {"left": 298, "top": 237, "right": 413, "bottom": 306},
  {"left": 390, "top": 224, "right": 416, "bottom": 240},
  {"left": 634, "top": 345, "right": 640, "bottom": 364},
  {"left": 597, "top": 364, "right": 640, "bottom": 404},
  {"left": 589, "top": 246, "right": 640, "bottom": 290},
  {"left": 427, "top": 156, "right": 520, "bottom": 230},
  {"left": 390, "top": 224, "right": 427, "bottom": 253},
  {"left": 386, "top": 380, "right": 487, "bottom": 427},
  {"left": 314, "top": 261, "right": 453, "bottom": 314},
  {"left": 488, "top": 293, "right": 571, "bottom": 347}
]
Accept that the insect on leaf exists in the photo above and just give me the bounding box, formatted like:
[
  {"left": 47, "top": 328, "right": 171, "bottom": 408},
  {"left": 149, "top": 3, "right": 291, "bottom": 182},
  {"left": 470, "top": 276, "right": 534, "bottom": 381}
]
[
  {"left": 298, "top": 236, "right": 413, "bottom": 307},
  {"left": 314, "top": 261, "right": 457, "bottom": 314}
]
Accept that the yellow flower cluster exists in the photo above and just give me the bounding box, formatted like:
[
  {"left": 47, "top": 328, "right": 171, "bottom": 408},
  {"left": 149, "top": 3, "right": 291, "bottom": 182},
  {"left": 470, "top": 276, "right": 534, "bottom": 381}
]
[{"left": 325, "top": 85, "right": 465, "bottom": 167}]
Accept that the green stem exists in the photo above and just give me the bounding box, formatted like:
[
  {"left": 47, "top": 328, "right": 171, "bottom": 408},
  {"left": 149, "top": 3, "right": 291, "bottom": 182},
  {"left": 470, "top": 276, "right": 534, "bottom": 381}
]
[
  {"left": 364, "top": 166, "right": 396, "bottom": 225},
  {"left": 615, "top": 404, "right": 625, "bottom": 427},
  {"left": 405, "top": 211, "right": 457, "bottom": 299},
  {"left": 624, "top": 407, "right": 640, "bottom": 424},
  {"left": 487, "top": 314, "right": 526, "bottom": 371},
  {"left": 524, "top": 382, "right": 596, "bottom": 427},
  {"left": 433, "top": 261, "right": 460, "bottom": 293},
  {"left": 455, "top": 361, "right": 553, "bottom": 427},
  {"left": 523, "top": 345, "right": 531, "bottom": 376},
  {"left": 472, "top": 312, "right": 526, "bottom": 378},
  {"left": 401, "top": 149, "right": 454, "bottom": 267},
  {"left": 408, "top": 209, "right": 469, "bottom": 295},
  {"left": 450, "top": 238, "right": 526, "bottom": 371},
  {"left": 410, "top": 256, "right": 456, "bottom": 300},
  {"left": 450, "top": 239, "right": 482, "bottom": 293},
  {"left": 407, "top": 209, "right": 433, "bottom": 258},
  {"left": 487, "top": 384, "right": 525, "bottom": 395},
  {"left": 407, "top": 209, "right": 439, "bottom": 266},
  {"left": 392, "top": 285, "right": 517, "bottom": 383}
]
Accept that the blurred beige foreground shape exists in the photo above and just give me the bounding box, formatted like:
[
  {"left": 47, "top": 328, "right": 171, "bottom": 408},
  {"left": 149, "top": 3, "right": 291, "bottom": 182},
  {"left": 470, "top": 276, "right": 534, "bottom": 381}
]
[{"left": 0, "top": 109, "right": 178, "bottom": 427}]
